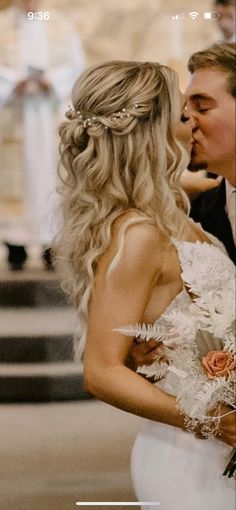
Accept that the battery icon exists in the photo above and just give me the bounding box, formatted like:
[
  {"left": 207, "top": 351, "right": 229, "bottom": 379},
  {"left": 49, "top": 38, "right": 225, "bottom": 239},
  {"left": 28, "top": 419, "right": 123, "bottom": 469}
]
[{"left": 204, "top": 11, "right": 218, "bottom": 20}]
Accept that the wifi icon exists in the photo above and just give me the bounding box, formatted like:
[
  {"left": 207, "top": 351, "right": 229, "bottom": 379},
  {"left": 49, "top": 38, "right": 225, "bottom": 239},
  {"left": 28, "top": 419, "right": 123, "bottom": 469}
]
[{"left": 188, "top": 11, "right": 200, "bottom": 20}]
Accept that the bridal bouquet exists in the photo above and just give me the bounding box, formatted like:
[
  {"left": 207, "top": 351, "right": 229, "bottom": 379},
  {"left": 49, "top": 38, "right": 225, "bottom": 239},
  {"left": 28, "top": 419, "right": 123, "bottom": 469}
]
[{"left": 116, "top": 272, "right": 236, "bottom": 478}]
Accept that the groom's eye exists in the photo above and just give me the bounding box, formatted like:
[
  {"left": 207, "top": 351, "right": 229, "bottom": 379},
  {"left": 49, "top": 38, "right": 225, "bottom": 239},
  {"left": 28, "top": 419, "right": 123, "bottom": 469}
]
[
  {"left": 194, "top": 101, "right": 213, "bottom": 113},
  {"left": 190, "top": 96, "right": 215, "bottom": 114},
  {"left": 197, "top": 107, "right": 210, "bottom": 113}
]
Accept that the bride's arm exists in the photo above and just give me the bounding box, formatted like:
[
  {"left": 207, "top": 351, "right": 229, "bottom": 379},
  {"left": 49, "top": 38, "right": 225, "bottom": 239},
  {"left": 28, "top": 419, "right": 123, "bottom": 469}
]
[
  {"left": 84, "top": 221, "right": 236, "bottom": 447},
  {"left": 84, "top": 222, "right": 186, "bottom": 430}
]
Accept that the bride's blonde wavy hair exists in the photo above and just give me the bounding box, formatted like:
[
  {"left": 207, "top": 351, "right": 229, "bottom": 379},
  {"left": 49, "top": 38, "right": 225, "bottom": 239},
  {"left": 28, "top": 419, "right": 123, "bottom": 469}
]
[{"left": 56, "top": 60, "right": 190, "bottom": 357}]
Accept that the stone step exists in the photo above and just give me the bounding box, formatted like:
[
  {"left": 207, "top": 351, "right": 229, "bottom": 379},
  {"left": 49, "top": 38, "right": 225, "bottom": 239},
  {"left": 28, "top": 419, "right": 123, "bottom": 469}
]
[
  {"left": 0, "top": 362, "right": 92, "bottom": 402},
  {"left": 0, "top": 270, "right": 88, "bottom": 402},
  {"left": 0, "top": 335, "right": 74, "bottom": 363},
  {"left": 0, "top": 271, "right": 70, "bottom": 308},
  {"left": 0, "top": 308, "right": 77, "bottom": 337}
]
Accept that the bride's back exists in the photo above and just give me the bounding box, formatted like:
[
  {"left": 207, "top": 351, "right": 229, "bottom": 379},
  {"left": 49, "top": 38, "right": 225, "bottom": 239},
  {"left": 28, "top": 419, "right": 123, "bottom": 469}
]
[{"left": 56, "top": 59, "right": 191, "bottom": 355}]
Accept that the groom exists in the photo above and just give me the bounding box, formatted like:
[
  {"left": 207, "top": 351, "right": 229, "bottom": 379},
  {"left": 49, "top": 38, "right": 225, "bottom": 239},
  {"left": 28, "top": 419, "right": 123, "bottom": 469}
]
[
  {"left": 187, "top": 42, "right": 236, "bottom": 264},
  {"left": 129, "top": 42, "right": 236, "bottom": 368}
]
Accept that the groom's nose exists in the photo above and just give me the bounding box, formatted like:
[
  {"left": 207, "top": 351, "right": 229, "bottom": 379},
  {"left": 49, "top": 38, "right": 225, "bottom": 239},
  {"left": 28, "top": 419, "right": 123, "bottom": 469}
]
[
  {"left": 189, "top": 114, "right": 197, "bottom": 131},
  {"left": 186, "top": 102, "right": 199, "bottom": 132}
]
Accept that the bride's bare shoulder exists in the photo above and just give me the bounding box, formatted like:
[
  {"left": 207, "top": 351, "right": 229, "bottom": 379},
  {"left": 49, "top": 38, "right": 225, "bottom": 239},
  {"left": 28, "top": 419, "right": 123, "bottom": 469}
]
[
  {"left": 99, "top": 211, "right": 168, "bottom": 278},
  {"left": 113, "top": 210, "right": 165, "bottom": 245}
]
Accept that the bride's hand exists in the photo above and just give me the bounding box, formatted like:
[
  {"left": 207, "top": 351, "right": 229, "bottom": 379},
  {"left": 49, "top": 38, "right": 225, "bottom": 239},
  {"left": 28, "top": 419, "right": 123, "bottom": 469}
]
[
  {"left": 126, "top": 339, "right": 164, "bottom": 370},
  {"left": 194, "top": 407, "right": 236, "bottom": 446},
  {"left": 217, "top": 407, "right": 236, "bottom": 448}
]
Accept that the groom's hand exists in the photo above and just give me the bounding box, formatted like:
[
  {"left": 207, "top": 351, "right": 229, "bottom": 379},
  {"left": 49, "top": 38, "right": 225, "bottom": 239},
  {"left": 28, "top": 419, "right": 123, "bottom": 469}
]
[
  {"left": 126, "top": 339, "right": 164, "bottom": 371},
  {"left": 180, "top": 169, "right": 221, "bottom": 199}
]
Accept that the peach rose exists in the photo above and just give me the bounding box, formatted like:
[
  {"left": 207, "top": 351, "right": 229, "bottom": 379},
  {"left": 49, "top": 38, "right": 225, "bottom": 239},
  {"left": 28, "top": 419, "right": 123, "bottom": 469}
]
[{"left": 202, "top": 350, "right": 236, "bottom": 379}]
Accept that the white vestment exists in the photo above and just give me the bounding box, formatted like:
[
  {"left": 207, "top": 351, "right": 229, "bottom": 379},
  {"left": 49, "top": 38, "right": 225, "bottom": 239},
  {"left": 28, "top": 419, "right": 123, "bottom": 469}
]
[{"left": 0, "top": 7, "right": 85, "bottom": 245}]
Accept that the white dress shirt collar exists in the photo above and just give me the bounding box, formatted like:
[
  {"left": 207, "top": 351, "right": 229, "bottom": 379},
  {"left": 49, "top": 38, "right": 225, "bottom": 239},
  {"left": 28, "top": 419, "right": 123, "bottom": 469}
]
[{"left": 225, "top": 179, "right": 236, "bottom": 244}]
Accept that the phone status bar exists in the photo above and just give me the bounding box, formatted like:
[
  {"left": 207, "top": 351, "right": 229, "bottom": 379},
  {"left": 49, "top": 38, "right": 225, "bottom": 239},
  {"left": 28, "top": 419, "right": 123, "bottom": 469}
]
[{"left": 172, "top": 11, "right": 219, "bottom": 21}]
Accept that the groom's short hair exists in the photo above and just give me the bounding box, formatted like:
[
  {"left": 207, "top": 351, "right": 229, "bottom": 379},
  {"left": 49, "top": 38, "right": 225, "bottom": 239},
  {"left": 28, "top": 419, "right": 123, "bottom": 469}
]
[
  {"left": 188, "top": 42, "right": 236, "bottom": 98},
  {"left": 214, "top": 0, "right": 235, "bottom": 6}
]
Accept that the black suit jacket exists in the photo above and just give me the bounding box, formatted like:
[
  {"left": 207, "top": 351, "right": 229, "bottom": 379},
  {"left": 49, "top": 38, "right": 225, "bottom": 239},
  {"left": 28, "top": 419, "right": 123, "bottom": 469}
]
[{"left": 190, "top": 179, "right": 236, "bottom": 265}]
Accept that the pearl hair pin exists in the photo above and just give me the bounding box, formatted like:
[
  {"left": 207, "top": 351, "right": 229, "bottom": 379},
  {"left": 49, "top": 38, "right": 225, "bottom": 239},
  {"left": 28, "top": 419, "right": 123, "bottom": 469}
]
[{"left": 65, "top": 103, "right": 141, "bottom": 129}]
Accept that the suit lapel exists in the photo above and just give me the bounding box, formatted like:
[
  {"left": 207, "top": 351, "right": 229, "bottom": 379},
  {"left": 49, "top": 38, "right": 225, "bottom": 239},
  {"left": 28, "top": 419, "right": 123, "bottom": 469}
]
[{"left": 191, "top": 179, "right": 236, "bottom": 264}]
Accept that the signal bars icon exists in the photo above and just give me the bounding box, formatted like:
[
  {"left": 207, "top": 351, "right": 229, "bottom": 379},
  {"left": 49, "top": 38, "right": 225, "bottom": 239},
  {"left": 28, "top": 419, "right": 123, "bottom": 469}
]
[
  {"left": 188, "top": 11, "right": 199, "bottom": 20},
  {"left": 172, "top": 12, "right": 184, "bottom": 21},
  {"left": 172, "top": 11, "right": 218, "bottom": 22}
]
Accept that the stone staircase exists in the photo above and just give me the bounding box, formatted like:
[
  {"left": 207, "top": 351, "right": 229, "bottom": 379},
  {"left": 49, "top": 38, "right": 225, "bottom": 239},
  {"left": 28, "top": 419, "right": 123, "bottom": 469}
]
[{"left": 0, "top": 270, "right": 91, "bottom": 402}]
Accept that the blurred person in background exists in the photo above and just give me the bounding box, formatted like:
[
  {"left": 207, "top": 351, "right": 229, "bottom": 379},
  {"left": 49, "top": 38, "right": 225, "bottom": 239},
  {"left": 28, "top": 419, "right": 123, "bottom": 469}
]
[
  {"left": 56, "top": 60, "right": 235, "bottom": 509},
  {"left": 0, "top": 0, "right": 85, "bottom": 270},
  {"left": 214, "top": 0, "right": 235, "bottom": 42}
]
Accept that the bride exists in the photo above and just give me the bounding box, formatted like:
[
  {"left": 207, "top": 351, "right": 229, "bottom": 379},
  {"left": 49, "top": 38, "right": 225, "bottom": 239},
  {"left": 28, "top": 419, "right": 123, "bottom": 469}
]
[{"left": 56, "top": 60, "right": 235, "bottom": 509}]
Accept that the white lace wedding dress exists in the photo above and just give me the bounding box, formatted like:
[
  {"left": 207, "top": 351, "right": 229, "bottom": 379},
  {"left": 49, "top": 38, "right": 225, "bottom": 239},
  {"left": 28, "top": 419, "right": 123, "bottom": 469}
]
[{"left": 130, "top": 238, "right": 235, "bottom": 510}]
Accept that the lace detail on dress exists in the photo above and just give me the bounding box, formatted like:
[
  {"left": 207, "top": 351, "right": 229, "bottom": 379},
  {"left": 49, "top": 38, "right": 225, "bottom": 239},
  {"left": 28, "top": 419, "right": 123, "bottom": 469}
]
[{"left": 171, "top": 239, "right": 234, "bottom": 297}]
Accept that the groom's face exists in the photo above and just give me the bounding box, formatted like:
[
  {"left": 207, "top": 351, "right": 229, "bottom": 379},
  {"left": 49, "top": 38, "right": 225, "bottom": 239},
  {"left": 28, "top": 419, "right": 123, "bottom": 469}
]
[{"left": 186, "top": 68, "right": 235, "bottom": 182}]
